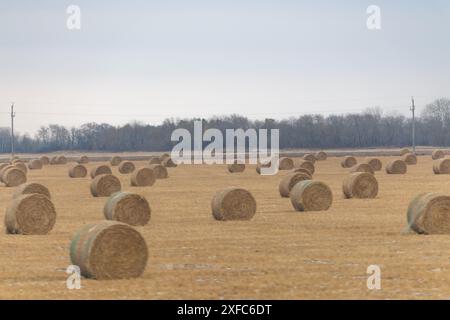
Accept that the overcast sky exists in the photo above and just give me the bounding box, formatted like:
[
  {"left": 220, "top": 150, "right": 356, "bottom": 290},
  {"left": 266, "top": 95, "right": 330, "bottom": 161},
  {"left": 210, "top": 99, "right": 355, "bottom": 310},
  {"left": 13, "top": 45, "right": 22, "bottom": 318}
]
[{"left": 0, "top": 0, "right": 449, "bottom": 134}]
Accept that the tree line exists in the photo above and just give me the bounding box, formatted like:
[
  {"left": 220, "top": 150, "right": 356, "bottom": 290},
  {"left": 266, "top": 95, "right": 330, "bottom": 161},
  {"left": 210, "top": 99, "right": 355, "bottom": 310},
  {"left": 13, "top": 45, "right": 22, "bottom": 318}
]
[{"left": 1, "top": 98, "right": 449, "bottom": 153}]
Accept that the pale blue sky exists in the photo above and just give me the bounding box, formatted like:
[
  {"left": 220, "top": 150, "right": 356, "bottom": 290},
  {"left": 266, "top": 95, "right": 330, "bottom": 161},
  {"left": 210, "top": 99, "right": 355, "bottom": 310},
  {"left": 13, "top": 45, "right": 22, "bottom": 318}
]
[{"left": 0, "top": 0, "right": 449, "bottom": 134}]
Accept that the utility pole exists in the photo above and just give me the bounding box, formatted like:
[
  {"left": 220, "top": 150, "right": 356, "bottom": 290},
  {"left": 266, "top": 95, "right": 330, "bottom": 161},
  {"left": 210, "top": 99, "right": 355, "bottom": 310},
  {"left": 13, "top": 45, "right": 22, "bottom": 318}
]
[
  {"left": 410, "top": 96, "right": 416, "bottom": 154},
  {"left": 11, "top": 103, "right": 15, "bottom": 159}
]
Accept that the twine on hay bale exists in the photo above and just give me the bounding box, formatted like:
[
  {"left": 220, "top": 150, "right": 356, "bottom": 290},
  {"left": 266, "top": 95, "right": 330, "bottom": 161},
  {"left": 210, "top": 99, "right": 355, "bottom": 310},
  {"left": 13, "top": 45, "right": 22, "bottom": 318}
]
[
  {"left": 78, "top": 156, "right": 89, "bottom": 164},
  {"left": 296, "top": 160, "right": 315, "bottom": 175},
  {"left": 402, "top": 153, "right": 417, "bottom": 165},
  {"left": 434, "top": 159, "right": 450, "bottom": 174},
  {"left": 147, "top": 164, "right": 168, "bottom": 179},
  {"left": 131, "top": 167, "right": 156, "bottom": 186},
  {"left": 290, "top": 180, "right": 333, "bottom": 212},
  {"left": 13, "top": 182, "right": 51, "bottom": 199},
  {"left": 385, "top": 159, "right": 407, "bottom": 174},
  {"left": 14, "top": 162, "right": 28, "bottom": 174},
  {"left": 118, "top": 161, "right": 135, "bottom": 174},
  {"left": 432, "top": 149, "right": 445, "bottom": 160},
  {"left": 69, "top": 164, "right": 88, "bottom": 178},
  {"left": 228, "top": 162, "right": 245, "bottom": 173},
  {"left": 162, "top": 157, "right": 177, "bottom": 168},
  {"left": 28, "top": 159, "right": 43, "bottom": 170},
  {"left": 5, "top": 194, "right": 56, "bottom": 235},
  {"left": 39, "top": 156, "right": 50, "bottom": 165},
  {"left": 2, "top": 167, "right": 27, "bottom": 187},
  {"left": 302, "top": 154, "right": 316, "bottom": 163},
  {"left": 315, "top": 151, "right": 327, "bottom": 161},
  {"left": 104, "top": 192, "right": 151, "bottom": 226},
  {"left": 343, "top": 172, "right": 378, "bottom": 199},
  {"left": 110, "top": 156, "right": 122, "bottom": 166},
  {"left": 211, "top": 187, "right": 257, "bottom": 221},
  {"left": 341, "top": 156, "right": 357, "bottom": 168},
  {"left": 291, "top": 168, "right": 313, "bottom": 179},
  {"left": 279, "top": 172, "right": 311, "bottom": 198},
  {"left": 407, "top": 193, "right": 450, "bottom": 234},
  {"left": 400, "top": 148, "right": 411, "bottom": 156},
  {"left": 149, "top": 157, "right": 162, "bottom": 165},
  {"left": 349, "top": 163, "right": 374, "bottom": 175},
  {"left": 90, "top": 164, "right": 112, "bottom": 179},
  {"left": 279, "top": 157, "right": 294, "bottom": 170},
  {"left": 57, "top": 156, "right": 67, "bottom": 164},
  {"left": 363, "top": 157, "right": 382, "bottom": 171},
  {"left": 70, "top": 221, "right": 148, "bottom": 280},
  {"left": 90, "top": 174, "right": 122, "bottom": 197}
]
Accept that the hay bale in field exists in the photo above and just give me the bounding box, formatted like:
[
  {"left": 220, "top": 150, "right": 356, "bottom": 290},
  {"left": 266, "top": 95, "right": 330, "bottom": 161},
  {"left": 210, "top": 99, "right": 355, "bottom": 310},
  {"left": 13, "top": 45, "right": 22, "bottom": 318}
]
[
  {"left": 110, "top": 156, "right": 122, "bottom": 166},
  {"left": 14, "top": 162, "right": 28, "bottom": 174},
  {"left": 5, "top": 194, "right": 56, "bottom": 235},
  {"left": 28, "top": 159, "right": 43, "bottom": 170},
  {"left": 343, "top": 172, "right": 378, "bottom": 199},
  {"left": 2, "top": 167, "right": 26, "bottom": 187},
  {"left": 434, "top": 159, "right": 450, "bottom": 174},
  {"left": 400, "top": 148, "right": 411, "bottom": 156},
  {"left": 302, "top": 154, "right": 316, "bottom": 163},
  {"left": 50, "top": 156, "right": 59, "bottom": 165},
  {"left": 385, "top": 159, "right": 407, "bottom": 174},
  {"left": 13, "top": 182, "right": 51, "bottom": 199},
  {"left": 78, "top": 155, "right": 89, "bottom": 164},
  {"left": 0, "top": 164, "right": 14, "bottom": 182},
  {"left": 228, "top": 162, "right": 245, "bottom": 173},
  {"left": 0, "top": 163, "right": 10, "bottom": 172},
  {"left": 90, "top": 174, "right": 121, "bottom": 197},
  {"left": 279, "top": 172, "right": 311, "bottom": 198},
  {"left": 90, "top": 164, "right": 112, "bottom": 179},
  {"left": 407, "top": 193, "right": 450, "bottom": 234},
  {"left": 131, "top": 167, "right": 156, "bottom": 187},
  {"left": 315, "top": 151, "right": 327, "bottom": 161},
  {"left": 349, "top": 163, "right": 374, "bottom": 175},
  {"left": 279, "top": 157, "right": 294, "bottom": 170},
  {"left": 291, "top": 168, "right": 313, "bottom": 179},
  {"left": 149, "top": 157, "right": 162, "bottom": 165},
  {"left": 69, "top": 164, "right": 88, "bottom": 178},
  {"left": 211, "top": 187, "right": 257, "bottom": 221},
  {"left": 162, "top": 157, "right": 177, "bottom": 168},
  {"left": 104, "top": 192, "right": 151, "bottom": 226},
  {"left": 341, "top": 156, "right": 357, "bottom": 168},
  {"left": 148, "top": 164, "right": 168, "bottom": 179},
  {"left": 40, "top": 156, "right": 50, "bottom": 165},
  {"left": 70, "top": 221, "right": 148, "bottom": 280},
  {"left": 118, "top": 161, "right": 135, "bottom": 174},
  {"left": 57, "top": 156, "right": 67, "bottom": 164},
  {"left": 290, "top": 181, "right": 333, "bottom": 212},
  {"left": 402, "top": 153, "right": 417, "bottom": 165},
  {"left": 296, "top": 160, "right": 315, "bottom": 175},
  {"left": 432, "top": 149, "right": 445, "bottom": 160},
  {"left": 363, "top": 157, "right": 382, "bottom": 171}
]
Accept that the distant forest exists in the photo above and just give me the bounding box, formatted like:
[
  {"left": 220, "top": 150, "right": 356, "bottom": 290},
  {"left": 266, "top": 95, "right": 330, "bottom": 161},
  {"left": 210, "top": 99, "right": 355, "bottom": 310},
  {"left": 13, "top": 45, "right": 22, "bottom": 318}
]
[{"left": 1, "top": 98, "right": 450, "bottom": 153}]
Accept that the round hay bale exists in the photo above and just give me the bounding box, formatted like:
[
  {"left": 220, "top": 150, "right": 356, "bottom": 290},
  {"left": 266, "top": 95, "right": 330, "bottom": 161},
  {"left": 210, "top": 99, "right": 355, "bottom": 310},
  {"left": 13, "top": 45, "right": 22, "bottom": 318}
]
[
  {"left": 0, "top": 163, "right": 10, "bottom": 172},
  {"left": 28, "top": 159, "right": 43, "bottom": 170},
  {"left": 343, "top": 172, "right": 378, "bottom": 199},
  {"left": 341, "top": 156, "right": 357, "bottom": 168},
  {"left": 349, "top": 163, "right": 374, "bottom": 175},
  {"left": 211, "top": 187, "right": 257, "bottom": 221},
  {"left": 2, "top": 167, "right": 27, "bottom": 187},
  {"left": 131, "top": 167, "right": 156, "bottom": 187},
  {"left": 162, "top": 157, "right": 177, "bottom": 168},
  {"left": 363, "top": 157, "right": 382, "bottom": 171},
  {"left": 118, "top": 161, "right": 135, "bottom": 174},
  {"left": 14, "top": 162, "right": 28, "bottom": 174},
  {"left": 40, "top": 156, "right": 50, "bottom": 165},
  {"left": 5, "top": 194, "right": 56, "bottom": 235},
  {"left": 296, "top": 160, "right": 315, "bottom": 175},
  {"left": 50, "top": 156, "right": 59, "bottom": 165},
  {"left": 279, "top": 172, "right": 311, "bottom": 198},
  {"left": 104, "top": 192, "right": 151, "bottom": 226},
  {"left": 0, "top": 164, "right": 14, "bottom": 183},
  {"left": 148, "top": 164, "right": 168, "bottom": 179},
  {"left": 434, "top": 159, "right": 450, "bottom": 174},
  {"left": 110, "top": 156, "right": 122, "bottom": 166},
  {"left": 90, "top": 165, "right": 112, "bottom": 179},
  {"left": 69, "top": 164, "right": 88, "bottom": 178},
  {"left": 402, "top": 153, "right": 417, "bottom": 165},
  {"left": 149, "top": 157, "right": 162, "bottom": 165},
  {"left": 432, "top": 149, "right": 445, "bottom": 160},
  {"left": 57, "top": 156, "right": 67, "bottom": 164},
  {"left": 90, "top": 174, "right": 122, "bottom": 197},
  {"left": 13, "top": 182, "right": 51, "bottom": 199},
  {"left": 407, "top": 193, "right": 450, "bottom": 234},
  {"left": 70, "top": 221, "right": 148, "bottom": 280},
  {"left": 302, "top": 154, "right": 316, "bottom": 163},
  {"left": 290, "top": 181, "right": 333, "bottom": 212},
  {"left": 279, "top": 157, "right": 294, "bottom": 170},
  {"left": 78, "top": 155, "right": 89, "bottom": 164},
  {"left": 385, "top": 159, "right": 407, "bottom": 174},
  {"left": 228, "top": 163, "right": 245, "bottom": 173},
  {"left": 315, "top": 151, "right": 327, "bottom": 161},
  {"left": 291, "top": 168, "right": 313, "bottom": 179},
  {"left": 400, "top": 148, "right": 411, "bottom": 156}
]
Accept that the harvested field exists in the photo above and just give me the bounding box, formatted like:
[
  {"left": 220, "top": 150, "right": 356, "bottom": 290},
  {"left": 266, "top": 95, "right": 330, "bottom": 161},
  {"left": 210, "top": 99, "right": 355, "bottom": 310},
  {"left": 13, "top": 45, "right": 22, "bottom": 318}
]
[{"left": 2, "top": 155, "right": 450, "bottom": 299}]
